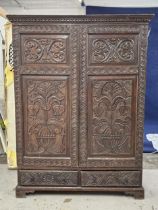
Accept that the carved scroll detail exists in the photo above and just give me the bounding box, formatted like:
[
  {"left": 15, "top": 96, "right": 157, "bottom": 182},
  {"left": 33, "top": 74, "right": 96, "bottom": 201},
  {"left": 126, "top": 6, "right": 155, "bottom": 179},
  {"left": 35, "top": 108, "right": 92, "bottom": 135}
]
[
  {"left": 23, "top": 37, "right": 67, "bottom": 64},
  {"left": 89, "top": 37, "right": 137, "bottom": 64}
]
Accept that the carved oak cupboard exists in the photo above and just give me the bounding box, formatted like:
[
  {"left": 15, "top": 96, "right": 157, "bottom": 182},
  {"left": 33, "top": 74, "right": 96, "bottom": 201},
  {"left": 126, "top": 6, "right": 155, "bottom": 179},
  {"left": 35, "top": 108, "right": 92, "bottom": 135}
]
[{"left": 8, "top": 15, "right": 152, "bottom": 198}]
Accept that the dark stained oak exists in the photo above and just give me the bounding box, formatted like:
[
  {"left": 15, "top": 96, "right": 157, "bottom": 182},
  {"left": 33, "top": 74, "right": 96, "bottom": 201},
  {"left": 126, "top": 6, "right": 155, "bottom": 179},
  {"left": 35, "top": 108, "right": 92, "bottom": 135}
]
[{"left": 7, "top": 14, "right": 153, "bottom": 199}]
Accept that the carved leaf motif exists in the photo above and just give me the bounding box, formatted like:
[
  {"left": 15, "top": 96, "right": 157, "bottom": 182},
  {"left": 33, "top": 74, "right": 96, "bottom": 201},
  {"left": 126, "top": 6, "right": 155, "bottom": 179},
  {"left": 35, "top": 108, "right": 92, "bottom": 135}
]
[
  {"left": 25, "top": 78, "right": 68, "bottom": 156},
  {"left": 91, "top": 79, "right": 133, "bottom": 155}
]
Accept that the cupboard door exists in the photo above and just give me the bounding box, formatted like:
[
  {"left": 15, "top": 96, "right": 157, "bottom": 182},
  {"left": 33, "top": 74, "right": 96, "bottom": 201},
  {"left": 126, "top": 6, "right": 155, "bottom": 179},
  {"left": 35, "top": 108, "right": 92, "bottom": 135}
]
[
  {"left": 14, "top": 24, "right": 79, "bottom": 169},
  {"left": 79, "top": 24, "right": 147, "bottom": 169}
]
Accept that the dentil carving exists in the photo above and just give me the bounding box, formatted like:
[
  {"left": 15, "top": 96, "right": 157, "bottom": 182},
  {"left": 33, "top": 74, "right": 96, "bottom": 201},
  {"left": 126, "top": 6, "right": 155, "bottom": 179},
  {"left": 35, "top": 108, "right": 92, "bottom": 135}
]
[
  {"left": 25, "top": 78, "right": 68, "bottom": 156},
  {"left": 23, "top": 37, "right": 67, "bottom": 63},
  {"left": 90, "top": 38, "right": 136, "bottom": 64},
  {"left": 90, "top": 79, "right": 133, "bottom": 155}
]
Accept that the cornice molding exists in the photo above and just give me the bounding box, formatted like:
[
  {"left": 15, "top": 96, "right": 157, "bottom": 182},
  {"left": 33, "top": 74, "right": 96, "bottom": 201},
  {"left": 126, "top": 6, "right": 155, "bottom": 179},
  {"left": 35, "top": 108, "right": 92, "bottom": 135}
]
[{"left": 7, "top": 14, "right": 153, "bottom": 23}]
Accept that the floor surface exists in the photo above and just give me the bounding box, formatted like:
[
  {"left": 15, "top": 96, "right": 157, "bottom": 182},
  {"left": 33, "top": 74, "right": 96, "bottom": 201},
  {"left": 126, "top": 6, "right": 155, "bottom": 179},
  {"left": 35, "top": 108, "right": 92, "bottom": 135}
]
[{"left": 0, "top": 155, "right": 158, "bottom": 210}]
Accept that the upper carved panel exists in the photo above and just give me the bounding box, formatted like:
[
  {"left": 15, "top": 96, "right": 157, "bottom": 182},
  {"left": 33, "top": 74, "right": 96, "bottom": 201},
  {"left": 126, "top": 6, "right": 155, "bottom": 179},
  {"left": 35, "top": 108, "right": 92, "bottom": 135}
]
[
  {"left": 21, "top": 35, "right": 69, "bottom": 64},
  {"left": 88, "top": 35, "right": 138, "bottom": 65},
  {"left": 88, "top": 76, "right": 136, "bottom": 156},
  {"left": 23, "top": 76, "right": 69, "bottom": 157}
]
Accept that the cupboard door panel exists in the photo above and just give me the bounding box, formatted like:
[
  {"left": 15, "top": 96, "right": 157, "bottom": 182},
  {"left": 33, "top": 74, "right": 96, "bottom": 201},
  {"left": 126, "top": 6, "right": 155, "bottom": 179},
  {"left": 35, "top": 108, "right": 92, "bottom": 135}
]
[
  {"left": 22, "top": 75, "right": 74, "bottom": 168},
  {"left": 79, "top": 73, "right": 139, "bottom": 168},
  {"left": 85, "top": 75, "right": 138, "bottom": 168},
  {"left": 23, "top": 76, "right": 69, "bottom": 157},
  {"left": 88, "top": 75, "right": 137, "bottom": 157}
]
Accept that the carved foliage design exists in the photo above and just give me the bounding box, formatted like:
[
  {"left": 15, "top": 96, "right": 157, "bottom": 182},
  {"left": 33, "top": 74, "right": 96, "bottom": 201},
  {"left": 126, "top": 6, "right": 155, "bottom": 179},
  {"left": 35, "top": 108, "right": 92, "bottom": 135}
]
[
  {"left": 24, "top": 77, "right": 68, "bottom": 156},
  {"left": 20, "top": 171, "right": 78, "bottom": 186},
  {"left": 90, "top": 78, "right": 133, "bottom": 155},
  {"left": 81, "top": 171, "right": 141, "bottom": 187},
  {"left": 22, "top": 36, "right": 68, "bottom": 64},
  {"left": 89, "top": 36, "right": 137, "bottom": 64}
]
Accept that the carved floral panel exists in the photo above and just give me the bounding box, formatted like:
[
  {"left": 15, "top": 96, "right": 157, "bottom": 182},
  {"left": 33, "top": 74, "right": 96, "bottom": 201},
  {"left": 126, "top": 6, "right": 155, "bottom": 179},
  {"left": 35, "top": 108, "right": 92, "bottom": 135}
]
[
  {"left": 88, "top": 76, "right": 137, "bottom": 156},
  {"left": 21, "top": 35, "right": 69, "bottom": 64},
  {"left": 23, "top": 76, "right": 69, "bottom": 157},
  {"left": 88, "top": 34, "right": 138, "bottom": 65}
]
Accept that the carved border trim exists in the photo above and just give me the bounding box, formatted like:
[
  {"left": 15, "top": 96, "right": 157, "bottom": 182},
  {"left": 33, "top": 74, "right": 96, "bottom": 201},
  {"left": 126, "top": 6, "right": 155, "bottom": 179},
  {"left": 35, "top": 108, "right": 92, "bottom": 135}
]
[
  {"left": 87, "top": 25, "right": 141, "bottom": 34},
  {"left": 70, "top": 25, "right": 79, "bottom": 167},
  {"left": 79, "top": 25, "right": 87, "bottom": 167},
  {"left": 87, "top": 66, "right": 139, "bottom": 75},
  {"left": 19, "top": 66, "right": 71, "bottom": 75},
  {"left": 136, "top": 24, "right": 149, "bottom": 168},
  {"left": 13, "top": 26, "right": 23, "bottom": 166}
]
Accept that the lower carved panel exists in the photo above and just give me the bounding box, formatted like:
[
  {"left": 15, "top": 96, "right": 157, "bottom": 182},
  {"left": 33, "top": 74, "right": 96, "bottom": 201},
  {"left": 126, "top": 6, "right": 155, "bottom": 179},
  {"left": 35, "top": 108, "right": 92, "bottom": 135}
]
[
  {"left": 19, "top": 170, "right": 78, "bottom": 186},
  {"left": 88, "top": 76, "right": 137, "bottom": 157},
  {"left": 81, "top": 171, "right": 141, "bottom": 187},
  {"left": 23, "top": 76, "right": 69, "bottom": 157}
]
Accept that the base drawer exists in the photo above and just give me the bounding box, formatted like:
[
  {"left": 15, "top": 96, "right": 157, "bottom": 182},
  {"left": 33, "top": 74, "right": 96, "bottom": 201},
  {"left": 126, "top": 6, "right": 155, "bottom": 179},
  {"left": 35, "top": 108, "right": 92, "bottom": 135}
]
[
  {"left": 19, "top": 170, "right": 78, "bottom": 186},
  {"left": 81, "top": 171, "right": 141, "bottom": 187}
]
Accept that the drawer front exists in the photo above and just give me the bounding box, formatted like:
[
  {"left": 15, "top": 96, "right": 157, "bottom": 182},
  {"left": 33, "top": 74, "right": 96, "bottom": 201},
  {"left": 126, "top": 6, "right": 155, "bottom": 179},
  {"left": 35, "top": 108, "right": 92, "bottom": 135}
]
[
  {"left": 19, "top": 170, "right": 78, "bottom": 186},
  {"left": 81, "top": 171, "right": 141, "bottom": 187}
]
